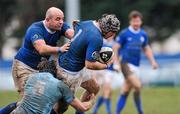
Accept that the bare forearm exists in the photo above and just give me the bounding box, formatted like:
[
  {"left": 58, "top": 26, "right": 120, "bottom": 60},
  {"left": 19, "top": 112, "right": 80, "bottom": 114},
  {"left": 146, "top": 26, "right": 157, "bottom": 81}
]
[
  {"left": 71, "top": 98, "right": 93, "bottom": 112},
  {"left": 85, "top": 61, "right": 107, "bottom": 70},
  {"left": 37, "top": 44, "right": 59, "bottom": 55},
  {"left": 143, "top": 46, "right": 156, "bottom": 63}
]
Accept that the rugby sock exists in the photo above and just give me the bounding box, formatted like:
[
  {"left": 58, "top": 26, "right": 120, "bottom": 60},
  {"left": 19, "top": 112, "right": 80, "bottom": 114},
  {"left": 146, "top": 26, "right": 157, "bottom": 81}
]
[
  {"left": 75, "top": 111, "right": 86, "bottom": 114},
  {"left": 133, "top": 92, "right": 144, "bottom": 114},
  {"left": 116, "top": 94, "right": 128, "bottom": 114},
  {"left": 0, "top": 102, "right": 16, "bottom": 114},
  {"left": 92, "top": 96, "right": 104, "bottom": 114},
  {"left": 104, "top": 98, "right": 111, "bottom": 114}
]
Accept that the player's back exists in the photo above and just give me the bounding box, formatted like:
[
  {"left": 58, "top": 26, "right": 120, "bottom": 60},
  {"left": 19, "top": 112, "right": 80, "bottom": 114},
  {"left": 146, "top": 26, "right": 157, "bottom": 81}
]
[
  {"left": 19, "top": 72, "right": 68, "bottom": 114},
  {"left": 59, "top": 20, "right": 103, "bottom": 72}
]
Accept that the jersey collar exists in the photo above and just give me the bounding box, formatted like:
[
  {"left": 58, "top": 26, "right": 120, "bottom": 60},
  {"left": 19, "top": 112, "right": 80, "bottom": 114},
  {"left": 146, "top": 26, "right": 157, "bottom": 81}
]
[
  {"left": 43, "top": 20, "right": 56, "bottom": 34},
  {"left": 93, "top": 21, "right": 102, "bottom": 33},
  {"left": 128, "top": 26, "right": 140, "bottom": 34}
]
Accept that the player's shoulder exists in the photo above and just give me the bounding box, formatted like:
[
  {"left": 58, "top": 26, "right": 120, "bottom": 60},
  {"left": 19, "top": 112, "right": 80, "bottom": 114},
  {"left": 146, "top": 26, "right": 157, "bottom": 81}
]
[
  {"left": 140, "top": 28, "right": 148, "bottom": 36},
  {"left": 79, "top": 20, "right": 93, "bottom": 25},
  {"left": 119, "top": 28, "right": 129, "bottom": 36},
  {"left": 27, "top": 21, "right": 44, "bottom": 32}
]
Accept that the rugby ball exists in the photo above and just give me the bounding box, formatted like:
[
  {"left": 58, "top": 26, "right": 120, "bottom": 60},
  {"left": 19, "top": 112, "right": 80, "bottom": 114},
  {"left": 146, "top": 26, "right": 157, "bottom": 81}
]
[{"left": 99, "top": 47, "right": 113, "bottom": 64}]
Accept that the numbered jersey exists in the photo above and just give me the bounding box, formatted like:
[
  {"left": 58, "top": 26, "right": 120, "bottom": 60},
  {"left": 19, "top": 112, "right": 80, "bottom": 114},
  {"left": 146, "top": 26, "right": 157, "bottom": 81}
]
[
  {"left": 20, "top": 72, "right": 74, "bottom": 114},
  {"left": 58, "top": 21, "right": 103, "bottom": 72}
]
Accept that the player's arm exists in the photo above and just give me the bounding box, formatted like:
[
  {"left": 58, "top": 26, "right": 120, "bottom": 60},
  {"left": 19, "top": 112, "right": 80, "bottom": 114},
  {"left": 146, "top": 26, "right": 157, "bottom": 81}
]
[
  {"left": 64, "top": 28, "right": 74, "bottom": 39},
  {"left": 62, "top": 22, "right": 74, "bottom": 39},
  {"left": 85, "top": 60, "right": 110, "bottom": 70},
  {"left": 33, "top": 39, "right": 70, "bottom": 55},
  {"left": 70, "top": 94, "right": 95, "bottom": 112},
  {"left": 112, "top": 43, "right": 121, "bottom": 72},
  {"left": 113, "top": 43, "right": 121, "bottom": 61},
  {"left": 142, "top": 45, "right": 158, "bottom": 69}
]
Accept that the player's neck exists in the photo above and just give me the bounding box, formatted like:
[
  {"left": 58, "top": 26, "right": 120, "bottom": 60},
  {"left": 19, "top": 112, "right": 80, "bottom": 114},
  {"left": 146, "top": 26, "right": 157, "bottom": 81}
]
[
  {"left": 128, "top": 26, "right": 140, "bottom": 34},
  {"left": 93, "top": 21, "right": 102, "bottom": 33},
  {"left": 43, "top": 20, "right": 56, "bottom": 34}
]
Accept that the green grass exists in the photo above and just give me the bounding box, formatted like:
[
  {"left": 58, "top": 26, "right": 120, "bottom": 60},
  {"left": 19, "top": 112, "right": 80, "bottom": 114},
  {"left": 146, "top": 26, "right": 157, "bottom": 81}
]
[{"left": 0, "top": 87, "right": 180, "bottom": 114}]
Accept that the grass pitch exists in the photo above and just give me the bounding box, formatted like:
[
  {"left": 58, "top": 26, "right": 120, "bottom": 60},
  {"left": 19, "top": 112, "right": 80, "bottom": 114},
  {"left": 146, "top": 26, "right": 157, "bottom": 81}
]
[{"left": 0, "top": 87, "right": 180, "bottom": 114}]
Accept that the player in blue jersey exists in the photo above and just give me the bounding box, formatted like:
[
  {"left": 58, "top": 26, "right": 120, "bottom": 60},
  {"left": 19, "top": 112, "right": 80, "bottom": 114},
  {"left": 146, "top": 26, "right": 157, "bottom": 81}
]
[
  {"left": 114, "top": 11, "right": 158, "bottom": 114},
  {"left": 12, "top": 7, "right": 74, "bottom": 98},
  {"left": 0, "top": 7, "right": 74, "bottom": 114},
  {"left": 10, "top": 59, "right": 95, "bottom": 114},
  {"left": 91, "top": 37, "right": 121, "bottom": 114},
  {"left": 55, "top": 14, "right": 120, "bottom": 114}
]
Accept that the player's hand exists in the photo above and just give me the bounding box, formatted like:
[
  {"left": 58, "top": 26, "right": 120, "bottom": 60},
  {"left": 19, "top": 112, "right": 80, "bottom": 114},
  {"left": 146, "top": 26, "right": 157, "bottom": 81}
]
[
  {"left": 72, "top": 20, "right": 80, "bottom": 29},
  {"left": 88, "top": 93, "right": 96, "bottom": 105},
  {"left": 113, "top": 62, "right": 121, "bottom": 72},
  {"left": 60, "top": 42, "right": 71, "bottom": 52},
  {"left": 106, "top": 54, "right": 115, "bottom": 66},
  {"left": 152, "top": 61, "right": 158, "bottom": 69}
]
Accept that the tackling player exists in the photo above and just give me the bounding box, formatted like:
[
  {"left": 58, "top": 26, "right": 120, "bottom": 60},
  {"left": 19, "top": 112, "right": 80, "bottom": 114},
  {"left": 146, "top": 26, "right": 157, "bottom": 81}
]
[
  {"left": 10, "top": 59, "right": 95, "bottom": 114},
  {"left": 114, "top": 10, "right": 158, "bottom": 114}
]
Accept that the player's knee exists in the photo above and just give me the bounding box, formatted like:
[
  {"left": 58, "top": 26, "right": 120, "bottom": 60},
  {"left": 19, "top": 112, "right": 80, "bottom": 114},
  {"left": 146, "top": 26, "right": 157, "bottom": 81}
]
[
  {"left": 121, "top": 91, "right": 130, "bottom": 96},
  {"left": 81, "top": 78, "right": 100, "bottom": 94},
  {"left": 134, "top": 83, "right": 142, "bottom": 92}
]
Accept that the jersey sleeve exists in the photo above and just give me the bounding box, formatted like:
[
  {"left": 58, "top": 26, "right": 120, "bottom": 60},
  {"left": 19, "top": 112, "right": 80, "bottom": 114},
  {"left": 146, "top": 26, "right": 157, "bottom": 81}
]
[
  {"left": 142, "top": 32, "right": 149, "bottom": 47},
  {"left": 61, "top": 82, "right": 74, "bottom": 104},
  {"left": 29, "top": 28, "right": 44, "bottom": 44},
  {"left": 61, "top": 22, "right": 71, "bottom": 36},
  {"left": 86, "top": 36, "right": 103, "bottom": 62},
  {"left": 116, "top": 31, "right": 126, "bottom": 46}
]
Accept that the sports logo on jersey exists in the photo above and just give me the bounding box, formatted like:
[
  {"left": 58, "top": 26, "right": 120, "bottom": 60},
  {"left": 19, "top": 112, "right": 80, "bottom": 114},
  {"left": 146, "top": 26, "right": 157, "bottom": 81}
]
[
  {"left": 32, "top": 34, "right": 39, "bottom": 39},
  {"left": 92, "top": 51, "right": 99, "bottom": 61},
  {"left": 127, "top": 37, "right": 132, "bottom": 41},
  {"left": 140, "top": 36, "right": 145, "bottom": 42}
]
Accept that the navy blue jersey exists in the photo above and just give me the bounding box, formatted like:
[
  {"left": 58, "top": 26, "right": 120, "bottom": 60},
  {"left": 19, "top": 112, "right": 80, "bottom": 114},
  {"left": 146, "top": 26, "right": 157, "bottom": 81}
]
[
  {"left": 58, "top": 21, "right": 103, "bottom": 72},
  {"left": 15, "top": 21, "right": 70, "bottom": 69},
  {"left": 116, "top": 26, "right": 149, "bottom": 66}
]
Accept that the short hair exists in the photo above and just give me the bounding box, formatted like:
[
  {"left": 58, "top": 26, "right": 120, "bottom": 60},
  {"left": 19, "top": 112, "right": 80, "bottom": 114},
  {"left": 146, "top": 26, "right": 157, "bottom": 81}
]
[
  {"left": 128, "top": 10, "right": 143, "bottom": 20},
  {"left": 37, "top": 58, "right": 57, "bottom": 77}
]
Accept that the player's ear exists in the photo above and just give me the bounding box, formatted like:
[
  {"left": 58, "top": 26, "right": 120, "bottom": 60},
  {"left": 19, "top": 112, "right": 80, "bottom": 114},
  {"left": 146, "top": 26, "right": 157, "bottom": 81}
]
[{"left": 45, "top": 17, "right": 50, "bottom": 22}]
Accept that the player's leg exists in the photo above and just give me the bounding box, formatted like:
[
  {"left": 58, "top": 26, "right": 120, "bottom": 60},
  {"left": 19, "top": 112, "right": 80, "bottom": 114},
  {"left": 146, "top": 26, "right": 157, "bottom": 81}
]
[
  {"left": 76, "top": 77, "right": 100, "bottom": 114},
  {"left": 75, "top": 68, "right": 100, "bottom": 114},
  {"left": 12, "top": 59, "right": 38, "bottom": 97},
  {"left": 1, "top": 60, "right": 38, "bottom": 114},
  {"left": 91, "top": 71, "right": 105, "bottom": 114},
  {"left": 126, "top": 63, "right": 143, "bottom": 114},
  {"left": 54, "top": 66, "right": 90, "bottom": 114},
  {"left": 102, "top": 71, "right": 114, "bottom": 114},
  {"left": 116, "top": 79, "right": 132, "bottom": 114},
  {"left": 0, "top": 102, "right": 17, "bottom": 114},
  {"left": 127, "top": 73, "right": 143, "bottom": 114},
  {"left": 102, "top": 83, "right": 112, "bottom": 114}
]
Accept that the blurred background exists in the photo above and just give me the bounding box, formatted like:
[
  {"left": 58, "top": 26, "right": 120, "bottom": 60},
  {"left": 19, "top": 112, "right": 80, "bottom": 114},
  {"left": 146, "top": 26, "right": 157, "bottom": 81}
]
[{"left": 0, "top": 0, "right": 180, "bottom": 114}]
